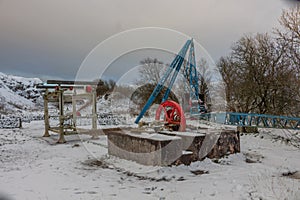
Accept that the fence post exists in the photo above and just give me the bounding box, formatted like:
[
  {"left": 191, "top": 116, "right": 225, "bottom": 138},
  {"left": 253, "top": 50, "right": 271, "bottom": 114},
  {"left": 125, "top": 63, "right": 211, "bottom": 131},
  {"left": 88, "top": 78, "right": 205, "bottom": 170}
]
[{"left": 43, "top": 89, "right": 50, "bottom": 137}]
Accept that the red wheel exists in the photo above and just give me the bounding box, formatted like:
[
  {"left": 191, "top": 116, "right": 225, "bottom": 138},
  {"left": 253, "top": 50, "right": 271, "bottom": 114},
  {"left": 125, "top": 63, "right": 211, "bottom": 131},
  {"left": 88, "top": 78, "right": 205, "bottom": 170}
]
[{"left": 155, "top": 100, "right": 186, "bottom": 131}]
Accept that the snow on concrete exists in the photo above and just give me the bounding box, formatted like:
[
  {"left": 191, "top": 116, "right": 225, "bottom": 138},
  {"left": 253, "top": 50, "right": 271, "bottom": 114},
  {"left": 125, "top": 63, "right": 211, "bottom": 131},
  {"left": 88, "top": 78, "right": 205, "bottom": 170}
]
[{"left": 0, "top": 120, "right": 299, "bottom": 200}]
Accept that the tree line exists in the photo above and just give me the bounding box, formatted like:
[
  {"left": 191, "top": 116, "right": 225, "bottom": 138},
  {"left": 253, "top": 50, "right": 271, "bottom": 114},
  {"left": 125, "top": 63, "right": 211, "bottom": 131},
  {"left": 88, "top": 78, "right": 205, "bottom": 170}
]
[{"left": 218, "top": 6, "right": 300, "bottom": 116}]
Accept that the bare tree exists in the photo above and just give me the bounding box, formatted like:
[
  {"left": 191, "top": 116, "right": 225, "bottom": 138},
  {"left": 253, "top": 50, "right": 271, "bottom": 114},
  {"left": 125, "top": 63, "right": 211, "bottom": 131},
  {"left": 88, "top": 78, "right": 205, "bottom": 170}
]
[
  {"left": 134, "top": 58, "right": 179, "bottom": 109},
  {"left": 137, "top": 58, "right": 165, "bottom": 84},
  {"left": 217, "top": 56, "right": 239, "bottom": 112},
  {"left": 95, "top": 79, "right": 116, "bottom": 97},
  {"left": 218, "top": 33, "right": 298, "bottom": 115},
  {"left": 197, "top": 58, "right": 212, "bottom": 104},
  {"left": 275, "top": 6, "right": 300, "bottom": 115},
  {"left": 276, "top": 6, "right": 300, "bottom": 70}
]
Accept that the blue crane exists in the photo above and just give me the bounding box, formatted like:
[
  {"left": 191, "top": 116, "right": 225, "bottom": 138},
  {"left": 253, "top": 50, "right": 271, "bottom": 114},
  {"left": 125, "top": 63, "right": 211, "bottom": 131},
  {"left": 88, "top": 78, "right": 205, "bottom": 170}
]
[
  {"left": 134, "top": 39, "right": 300, "bottom": 130},
  {"left": 134, "top": 39, "right": 204, "bottom": 125}
]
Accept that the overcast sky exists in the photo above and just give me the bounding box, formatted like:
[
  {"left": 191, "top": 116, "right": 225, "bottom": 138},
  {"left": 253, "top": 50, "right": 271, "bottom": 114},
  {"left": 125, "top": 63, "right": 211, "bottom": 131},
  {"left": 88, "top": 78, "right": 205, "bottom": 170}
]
[{"left": 0, "top": 0, "right": 298, "bottom": 80}]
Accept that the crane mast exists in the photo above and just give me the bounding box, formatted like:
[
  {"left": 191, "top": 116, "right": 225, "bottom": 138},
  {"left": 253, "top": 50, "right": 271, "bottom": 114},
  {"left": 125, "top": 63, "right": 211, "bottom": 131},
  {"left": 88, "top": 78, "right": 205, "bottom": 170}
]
[{"left": 135, "top": 39, "right": 205, "bottom": 124}]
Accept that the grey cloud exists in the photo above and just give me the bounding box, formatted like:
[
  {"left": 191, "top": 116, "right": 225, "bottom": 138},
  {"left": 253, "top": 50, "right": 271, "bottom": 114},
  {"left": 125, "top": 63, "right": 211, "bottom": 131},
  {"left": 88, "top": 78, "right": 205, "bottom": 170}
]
[{"left": 0, "top": 0, "right": 296, "bottom": 79}]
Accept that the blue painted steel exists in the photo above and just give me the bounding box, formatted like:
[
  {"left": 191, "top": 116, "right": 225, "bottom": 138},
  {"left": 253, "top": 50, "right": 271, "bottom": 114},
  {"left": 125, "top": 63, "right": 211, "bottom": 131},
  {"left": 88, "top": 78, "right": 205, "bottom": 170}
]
[
  {"left": 197, "top": 112, "right": 300, "bottom": 129},
  {"left": 162, "top": 53, "right": 185, "bottom": 102},
  {"left": 134, "top": 40, "right": 192, "bottom": 124},
  {"left": 187, "top": 39, "right": 201, "bottom": 113}
]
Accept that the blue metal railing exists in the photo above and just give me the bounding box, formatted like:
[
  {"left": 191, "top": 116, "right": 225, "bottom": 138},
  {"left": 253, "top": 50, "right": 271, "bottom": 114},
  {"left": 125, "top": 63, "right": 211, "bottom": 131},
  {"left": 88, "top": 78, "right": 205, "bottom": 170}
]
[{"left": 194, "top": 112, "right": 300, "bottom": 129}]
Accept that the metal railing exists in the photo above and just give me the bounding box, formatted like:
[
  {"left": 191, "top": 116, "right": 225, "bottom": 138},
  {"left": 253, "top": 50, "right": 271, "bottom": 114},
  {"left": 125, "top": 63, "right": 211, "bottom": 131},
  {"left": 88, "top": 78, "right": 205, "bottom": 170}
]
[{"left": 194, "top": 112, "right": 300, "bottom": 129}]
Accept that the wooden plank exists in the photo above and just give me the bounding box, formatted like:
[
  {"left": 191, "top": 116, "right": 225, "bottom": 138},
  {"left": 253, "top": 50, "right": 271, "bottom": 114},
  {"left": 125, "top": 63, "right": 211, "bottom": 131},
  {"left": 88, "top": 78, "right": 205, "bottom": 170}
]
[
  {"left": 36, "top": 84, "right": 84, "bottom": 89},
  {"left": 47, "top": 80, "right": 99, "bottom": 85}
]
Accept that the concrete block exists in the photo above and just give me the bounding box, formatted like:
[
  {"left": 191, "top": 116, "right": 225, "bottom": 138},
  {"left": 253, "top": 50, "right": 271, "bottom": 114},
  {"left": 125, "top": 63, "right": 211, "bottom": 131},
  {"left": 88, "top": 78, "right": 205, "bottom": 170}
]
[
  {"left": 160, "top": 129, "right": 240, "bottom": 164},
  {"left": 107, "top": 130, "right": 182, "bottom": 166},
  {"left": 159, "top": 131, "right": 206, "bottom": 162}
]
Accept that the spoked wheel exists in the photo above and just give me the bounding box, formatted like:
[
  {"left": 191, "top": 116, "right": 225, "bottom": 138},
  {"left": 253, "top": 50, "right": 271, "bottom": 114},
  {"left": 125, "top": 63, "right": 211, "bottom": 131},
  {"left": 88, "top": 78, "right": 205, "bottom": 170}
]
[{"left": 155, "top": 100, "right": 186, "bottom": 131}]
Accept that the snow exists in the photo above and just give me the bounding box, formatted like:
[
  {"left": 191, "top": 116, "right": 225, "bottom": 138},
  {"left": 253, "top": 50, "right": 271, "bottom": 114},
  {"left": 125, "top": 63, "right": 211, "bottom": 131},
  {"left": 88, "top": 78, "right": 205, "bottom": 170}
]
[
  {"left": 0, "top": 120, "right": 299, "bottom": 200},
  {"left": 126, "top": 132, "right": 181, "bottom": 141},
  {"left": 0, "top": 87, "right": 35, "bottom": 109},
  {"left": 0, "top": 72, "right": 42, "bottom": 115},
  {"left": 159, "top": 130, "right": 206, "bottom": 137},
  {"left": 0, "top": 72, "right": 299, "bottom": 199},
  {"left": 0, "top": 72, "right": 41, "bottom": 85}
]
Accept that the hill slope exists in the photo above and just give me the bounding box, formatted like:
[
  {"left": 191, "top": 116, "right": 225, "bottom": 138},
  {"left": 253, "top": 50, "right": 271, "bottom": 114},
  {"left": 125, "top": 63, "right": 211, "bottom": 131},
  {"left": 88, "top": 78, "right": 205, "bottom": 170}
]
[{"left": 0, "top": 72, "right": 43, "bottom": 115}]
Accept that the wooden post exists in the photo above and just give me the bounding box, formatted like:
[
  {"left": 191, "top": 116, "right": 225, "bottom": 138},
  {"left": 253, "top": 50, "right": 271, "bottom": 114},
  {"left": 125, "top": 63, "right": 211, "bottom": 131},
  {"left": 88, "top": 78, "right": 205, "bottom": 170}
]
[
  {"left": 91, "top": 88, "right": 98, "bottom": 139},
  {"left": 72, "top": 89, "right": 77, "bottom": 132},
  {"left": 18, "top": 118, "right": 22, "bottom": 128},
  {"left": 43, "top": 89, "right": 50, "bottom": 137},
  {"left": 57, "top": 89, "right": 66, "bottom": 143}
]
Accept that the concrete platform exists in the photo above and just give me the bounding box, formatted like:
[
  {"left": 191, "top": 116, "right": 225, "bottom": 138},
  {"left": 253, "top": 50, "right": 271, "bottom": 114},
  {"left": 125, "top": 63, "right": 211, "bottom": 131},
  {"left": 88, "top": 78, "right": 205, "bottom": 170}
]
[
  {"left": 158, "top": 131, "right": 206, "bottom": 163},
  {"left": 107, "top": 129, "right": 182, "bottom": 166},
  {"left": 159, "top": 130, "right": 240, "bottom": 164},
  {"left": 106, "top": 128, "right": 240, "bottom": 166}
]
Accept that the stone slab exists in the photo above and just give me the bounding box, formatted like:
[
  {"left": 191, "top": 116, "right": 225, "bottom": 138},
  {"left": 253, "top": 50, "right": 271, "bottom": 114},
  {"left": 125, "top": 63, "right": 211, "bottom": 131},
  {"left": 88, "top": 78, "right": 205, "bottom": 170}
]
[
  {"left": 160, "top": 129, "right": 240, "bottom": 164},
  {"left": 107, "top": 130, "right": 182, "bottom": 166}
]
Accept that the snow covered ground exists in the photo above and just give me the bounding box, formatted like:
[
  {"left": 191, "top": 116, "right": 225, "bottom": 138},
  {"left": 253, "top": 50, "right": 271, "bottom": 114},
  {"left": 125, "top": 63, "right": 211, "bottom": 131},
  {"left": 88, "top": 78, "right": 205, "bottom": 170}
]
[
  {"left": 0, "top": 72, "right": 42, "bottom": 115},
  {"left": 0, "top": 120, "right": 299, "bottom": 200}
]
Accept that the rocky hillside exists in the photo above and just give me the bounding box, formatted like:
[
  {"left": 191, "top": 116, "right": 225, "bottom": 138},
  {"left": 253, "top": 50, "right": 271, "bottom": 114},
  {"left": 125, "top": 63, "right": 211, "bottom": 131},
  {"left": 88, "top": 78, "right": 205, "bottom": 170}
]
[{"left": 0, "top": 72, "right": 43, "bottom": 115}]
